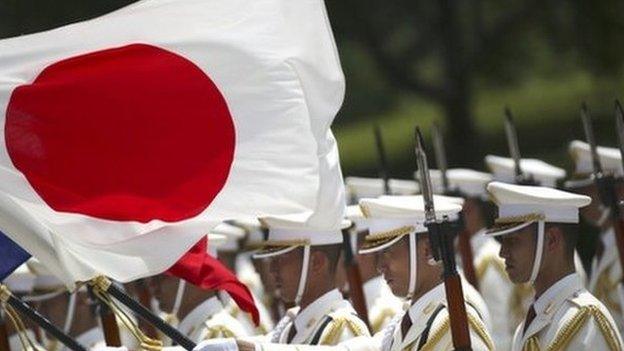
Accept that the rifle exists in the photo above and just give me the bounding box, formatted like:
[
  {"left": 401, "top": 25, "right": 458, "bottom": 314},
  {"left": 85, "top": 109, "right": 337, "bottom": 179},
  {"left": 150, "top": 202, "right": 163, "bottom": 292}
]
[
  {"left": 373, "top": 124, "right": 390, "bottom": 195},
  {"left": 0, "top": 285, "right": 86, "bottom": 351},
  {"left": 431, "top": 124, "right": 479, "bottom": 290},
  {"left": 0, "top": 308, "right": 10, "bottom": 351},
  {"left": 341, "top": 227, "right": 371, "bottom": 332},
  {"left": 504, "top": 107, "right": 536, "bottom": 185},
  {"left": 414, "top": 127, "right": 472, "bottom": 351},
  {"left": 604, "top": 100, "right": 624, "bottom": 284}
]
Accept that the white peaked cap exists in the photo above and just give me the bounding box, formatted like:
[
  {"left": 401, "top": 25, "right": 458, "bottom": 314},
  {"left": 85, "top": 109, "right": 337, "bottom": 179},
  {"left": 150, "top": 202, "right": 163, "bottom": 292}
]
[
  {"left": 254, "top": 212, "right": 350, "bottom": 258},
  {"left": 425, "top": 168, "right": 493, "bottom": 199},
  {"left": 358, "top": 195, "right": 462, "bottom": 253},
  {"left": 345, "top": 177, "right": 419, "bottom": 200},
  {"left": 3, "top": 262, "right": 36, "bottom": 293},
  {"left": 207, "top": 233, "right": 228, "bottom": 257},
  {"left": 382, "top": 194, "right": 466, "bottom": 208},
  {"left": 486, "top": 181, "right": 591, "bottom": 236},
  {"left": 211, "top": 223, "right": 246, "bottom": 252},
  {"left": 485, "top": 155, "right": 566, "bottom": 188},
  {"left": 569, "top": 140, "right": 624, "bottom": 177}
]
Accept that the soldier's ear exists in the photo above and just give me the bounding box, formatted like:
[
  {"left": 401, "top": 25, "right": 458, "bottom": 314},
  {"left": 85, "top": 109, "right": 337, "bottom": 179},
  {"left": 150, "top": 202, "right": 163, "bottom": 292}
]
[
  {"left": 544, "top": 225, "right": 563, "bottom": 253},
  {"left": 418, "top": 235, "right": 435, "bottom": 263},
  {"left": 309, "top": 249, "right": 327, "bottom": 274}
]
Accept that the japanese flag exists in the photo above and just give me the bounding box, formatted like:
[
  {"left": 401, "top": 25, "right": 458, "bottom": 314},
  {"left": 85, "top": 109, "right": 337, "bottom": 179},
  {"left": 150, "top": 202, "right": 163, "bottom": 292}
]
[{"left": 0, "top": 0, "right": 345, "bottom": 287}]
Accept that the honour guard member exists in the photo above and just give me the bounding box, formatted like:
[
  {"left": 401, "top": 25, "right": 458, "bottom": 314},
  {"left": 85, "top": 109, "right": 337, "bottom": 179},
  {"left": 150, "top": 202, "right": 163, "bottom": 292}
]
[
  {"left": 357, "top": 195, "right": 493, "bottom": 351},
  {"left": 567, "top": 140, "right": 624, "bottom": 330},
  {"left": 345, "top": 204, "right": 403, "bottom": 333},
  {"left": 230, "top": 218, "right": 283, "bottom": 323},
  {"left": 250, "top": 213, "right": 370, "bottom": 345},
  {"left": 487, "top": 181, "right": 623, "bottom": 350},
  {"left": 343, "top": 177, "right": 410, "bottom": 333},
  {"left": 213, "top": 222, "right": 274, "bottom": 335},
  {"left": 484, "top": 155, "right": 589, "bottom": 344}
]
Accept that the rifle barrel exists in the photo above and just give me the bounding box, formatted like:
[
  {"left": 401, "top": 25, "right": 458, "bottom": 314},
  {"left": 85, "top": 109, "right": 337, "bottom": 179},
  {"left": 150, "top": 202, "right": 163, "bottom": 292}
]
[{"left": 341, "top": 229, "right": 371, "bottom": 332}]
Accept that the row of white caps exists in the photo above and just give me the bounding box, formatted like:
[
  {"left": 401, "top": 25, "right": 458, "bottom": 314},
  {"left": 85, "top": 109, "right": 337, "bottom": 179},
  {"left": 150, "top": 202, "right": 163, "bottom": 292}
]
[{"left": 355, "top": 181, "right": 591, "bottom": 254}]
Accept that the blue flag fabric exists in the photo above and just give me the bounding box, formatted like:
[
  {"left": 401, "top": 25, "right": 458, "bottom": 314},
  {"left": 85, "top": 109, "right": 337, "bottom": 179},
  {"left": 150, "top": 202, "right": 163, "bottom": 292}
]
[{"left": 0, "top": 231, "right": 30, "bottom": 281}]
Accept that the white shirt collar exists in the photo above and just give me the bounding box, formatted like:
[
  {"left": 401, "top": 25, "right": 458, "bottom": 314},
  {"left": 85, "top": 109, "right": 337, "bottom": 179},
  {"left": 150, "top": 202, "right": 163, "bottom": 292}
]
[
  {"left": 533, "top": 273, "right": 581, "bottom": 316},
  {"left": 408, "top": 283, "right": 445, "bottom": 322},
  {"left": 177, "top": 296, "right": 224, "bottom": 334},
  {"left": 294, "top": 289, "right": 344, "bottom": 332}
]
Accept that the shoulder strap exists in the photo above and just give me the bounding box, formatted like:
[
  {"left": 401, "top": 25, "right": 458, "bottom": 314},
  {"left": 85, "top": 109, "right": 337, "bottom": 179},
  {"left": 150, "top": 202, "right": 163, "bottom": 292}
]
[{"left": 416, "top": 305, "right": 445, "bottom": 350}]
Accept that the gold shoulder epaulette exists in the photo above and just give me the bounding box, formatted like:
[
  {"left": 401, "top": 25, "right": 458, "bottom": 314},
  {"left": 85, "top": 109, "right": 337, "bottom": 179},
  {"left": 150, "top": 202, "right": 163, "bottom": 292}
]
[
  {"left": 524, "top": 305, "right": 621, "bottom": 351},
  {"left": 319, "top": 313, "right": 369, "bottom": 345},
  {"left": 418, "top": 310, "right": 494, "bottom": 351}
]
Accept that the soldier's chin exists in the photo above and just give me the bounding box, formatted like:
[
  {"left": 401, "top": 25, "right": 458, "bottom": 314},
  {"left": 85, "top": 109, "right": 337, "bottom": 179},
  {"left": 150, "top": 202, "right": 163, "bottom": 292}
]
[{"left": 506, "top": 268, "right": 528, "bottom": 284}]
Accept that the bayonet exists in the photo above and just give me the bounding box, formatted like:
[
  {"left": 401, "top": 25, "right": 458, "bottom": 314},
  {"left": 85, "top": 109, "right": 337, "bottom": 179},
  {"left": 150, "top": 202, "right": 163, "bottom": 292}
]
[
  {"left": 431, "top": 123, "right": 450, "bottom": 193},
  {"left": 430, "top": 124, "right": 479, "bottom": 289},
  {"left": 373, "top": 124, "right": 390, "bottom": 195},
  {"left": 581, "top": 102, "right": 604, "bottom": 175},
  {"left": 504, "top": 107, "right": 524, "bottom": 183},
  {"left": 414, "top": 127, "right": 472, "bottom": 350}
]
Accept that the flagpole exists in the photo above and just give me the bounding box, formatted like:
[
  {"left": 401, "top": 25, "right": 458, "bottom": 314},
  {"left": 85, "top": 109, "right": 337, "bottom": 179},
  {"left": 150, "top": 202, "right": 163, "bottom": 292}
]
[
  {"left": 0, "top": 285, "right": 87, "bottom": 351},
  {"left": 91, "top": 276, "right": 196, "bottom": 351}
]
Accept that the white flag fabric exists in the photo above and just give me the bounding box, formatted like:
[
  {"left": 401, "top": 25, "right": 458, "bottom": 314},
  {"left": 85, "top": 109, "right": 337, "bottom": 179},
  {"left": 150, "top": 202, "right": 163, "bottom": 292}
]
[{"left": 0, "top": 0, "right": 345, "bottom": 287}]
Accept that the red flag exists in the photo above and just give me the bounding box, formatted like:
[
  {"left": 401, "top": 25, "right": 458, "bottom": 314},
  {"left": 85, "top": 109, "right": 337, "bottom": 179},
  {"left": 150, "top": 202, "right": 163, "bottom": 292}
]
[{"left": 166, "top": 237, "right": 259, "bottom": 325}]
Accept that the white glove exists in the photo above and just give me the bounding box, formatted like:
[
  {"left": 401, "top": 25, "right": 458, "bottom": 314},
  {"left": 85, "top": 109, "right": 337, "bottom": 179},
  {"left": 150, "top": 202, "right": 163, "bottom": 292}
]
[{"left": 193, "top": 338, "right": 239, "bottom": 351}]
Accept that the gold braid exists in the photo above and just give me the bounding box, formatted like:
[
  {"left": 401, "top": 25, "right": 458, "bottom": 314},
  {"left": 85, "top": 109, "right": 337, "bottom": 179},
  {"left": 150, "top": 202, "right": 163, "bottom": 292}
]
[
  {"left": 90, "top": 277, "right": 163, "bottom": 351},
  {"left": 523, "top": 305, "right": 621, "bottom": 351},
  {"left": 319, "top": 316, "right": 368, "bottom": 345},
  {"left": 416, "top": 312, "right": 494, "bottom": 351},
  {"left": 203, "top": 325, "right": 237, "bottom": 339},
  {"left": 371, "top": 307, "right": 399, "bottom": 333}
]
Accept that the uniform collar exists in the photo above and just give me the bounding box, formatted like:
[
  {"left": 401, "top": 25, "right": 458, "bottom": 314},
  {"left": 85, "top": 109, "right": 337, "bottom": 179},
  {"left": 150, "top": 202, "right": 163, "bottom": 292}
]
[
  {"left": 292, "top": 289, "right": 345, "bottom": 340},
  {"left": 395, "top": 283, "right": 445, "bottom": 349},
  {"left": 408, "top": 283, "right": 445, "bottom": 323},
  {"left": 522, "top": 273, "right": 583, "bottom": 342},
  {"left": 178, "top": 296, "right": 224, "bottom": 335},
  {"left": 533, "top": 273, "right": 580, "bottom": 316}
]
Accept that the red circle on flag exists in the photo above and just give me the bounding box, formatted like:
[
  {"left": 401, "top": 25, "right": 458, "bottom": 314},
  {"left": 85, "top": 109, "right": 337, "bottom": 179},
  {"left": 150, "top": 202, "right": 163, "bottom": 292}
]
[{"left": 5, "top": 44, "right": 235, "bottom": 223}]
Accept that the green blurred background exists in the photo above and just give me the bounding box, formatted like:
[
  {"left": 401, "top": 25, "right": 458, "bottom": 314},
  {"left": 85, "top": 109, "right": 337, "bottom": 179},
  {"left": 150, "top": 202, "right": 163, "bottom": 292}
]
[{"left": 2, "top": 0, "right": 623, "bottom": 179}]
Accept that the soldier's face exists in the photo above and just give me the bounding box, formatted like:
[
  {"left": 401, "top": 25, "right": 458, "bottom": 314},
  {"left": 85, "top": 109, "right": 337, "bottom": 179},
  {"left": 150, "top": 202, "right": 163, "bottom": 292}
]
[
  {"left": 269, "top": 247, "right": 303, "bottom": 303},
  {"left": 379, "top": 236, "right": 410, "bottom": 296},
  {"left": 498, "top": 224, "right": 537, "bottom": 283}
]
